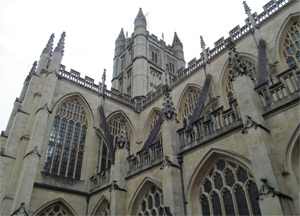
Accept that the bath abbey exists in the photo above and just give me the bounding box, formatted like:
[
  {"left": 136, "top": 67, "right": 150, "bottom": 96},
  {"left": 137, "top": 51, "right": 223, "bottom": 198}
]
[{"left": 1, "top": 0, "right": 299, "bottom": 215}]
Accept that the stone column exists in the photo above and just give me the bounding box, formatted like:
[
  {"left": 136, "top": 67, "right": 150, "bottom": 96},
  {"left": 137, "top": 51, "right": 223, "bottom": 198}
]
[
  {"left": 160, "top": 93, "right": 185, "bottom": 215},
  {"left": 109, "top": 121, "right": 129, "bottom": 215}
]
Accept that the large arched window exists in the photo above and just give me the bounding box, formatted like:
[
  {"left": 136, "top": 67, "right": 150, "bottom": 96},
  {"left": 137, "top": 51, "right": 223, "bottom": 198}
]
[
  {"left": 43, "top": 97, "right": 88, "bottom": 180},
  {"left": 138, "top": 185, "right": 164, "bottom": 216},
  {"left": 178, "top": 87, "right": 201, "bottom": 127},
  {"left": 199, "top": 159, "right": 261, "bottom": 215},
  {"left": 225, "top": 59, "right": 258, "bottom": 105},
  {"left": 282, "top": 19, "right": 300, "bottom": 68},
  {"left": 144, "top": 109, "right": 161, "bottom": 139},
  {"left": 36, "top": 201, "right": 74, "bottom": 216}
]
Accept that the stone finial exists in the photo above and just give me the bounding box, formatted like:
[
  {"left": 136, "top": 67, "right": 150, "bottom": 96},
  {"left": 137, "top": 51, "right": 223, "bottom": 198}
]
[
  {"left": 200, "top": 35, "right": 206, "bottom": 49},
  {"left": 42, "top": 33, "right": 54, "bottom": 56},
  {"left": 228, "top": 47, "right": 249, "bottom": 81},
  {"left": 116, "top": 118, "right": 129, "bottom": 150},
  {"left": 162, "top": 92, "right": 178, "bottom": 122},
  {"left": 54, "top": 32, "right": 66, "bottom": 55},
  {"left": 243, "top": 1, "right": 251, "bottom": 14}
]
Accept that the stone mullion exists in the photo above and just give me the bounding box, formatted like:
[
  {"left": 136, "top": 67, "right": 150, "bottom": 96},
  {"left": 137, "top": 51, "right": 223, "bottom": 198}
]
[
  {"left": 57, "top": 120, "right": 70, "bottom": 176},
  {"left": 65, "top": 120, "right": 77, "bottom": 177}
]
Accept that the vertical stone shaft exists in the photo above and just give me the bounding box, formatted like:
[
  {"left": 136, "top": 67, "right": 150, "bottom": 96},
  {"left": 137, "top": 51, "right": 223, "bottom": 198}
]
[
  {"left": 161, "top": 122, "right": 184, "bottom": 215},
  {"left": 232, "top": 74, "right": 288, "bottom": 215}
]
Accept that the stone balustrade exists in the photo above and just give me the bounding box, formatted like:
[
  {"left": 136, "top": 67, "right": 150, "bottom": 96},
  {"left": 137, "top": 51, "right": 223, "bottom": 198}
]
[
  {"left": 127, "top": 141, "right": 163, "bottom": 176},
  {"left": 256, "top": 66, "right": 300, "bottom": 107},
  {"left": 89, "top": 169, "right": 111, "bottom": 191},
  {"left": 178, "top": 100, "right": 241, "bottom": 148}
]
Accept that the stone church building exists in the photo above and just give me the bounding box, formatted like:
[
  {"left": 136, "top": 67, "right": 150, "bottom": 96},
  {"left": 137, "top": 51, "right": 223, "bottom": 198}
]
[{"left": 1, "top": 0, "right": 299, "bottom": 215}]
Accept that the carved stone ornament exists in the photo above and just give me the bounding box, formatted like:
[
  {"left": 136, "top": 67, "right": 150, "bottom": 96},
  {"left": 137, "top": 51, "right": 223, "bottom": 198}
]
[
  {"left": 241, "top": 115, "right": 270, "bottom": 134},
  {"left": 35, "top": 103, "right": 52, "bottom": 114},
  {"left": 116, "top": 119, "right": 129, "bottom": 150},
  {"left": 160, "top": 155, "right": 173, "bottom": 170},
  {"left": 258, "top": 178, "right": 293, "bottom": 200},
  {"left": 23, "top": 146, "right": 41, "bottom": 159},
  {"left": 10, "top": 202, "right": 29, "bottom": 216},
  {"left": 162, "top": 93, "right": 179, "bottom": 122},
  {"left": 228, "top": 47, "right": 249, "bottom": 81}
]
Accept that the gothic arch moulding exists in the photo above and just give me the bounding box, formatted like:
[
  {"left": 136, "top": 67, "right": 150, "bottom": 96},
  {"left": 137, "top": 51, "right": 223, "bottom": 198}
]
[
  {"left": 127, "top": 177, "right": 162, "bottom": 215},
  {"left": 33, "top": 198, "right": 77, "bottom": 216},
  {"left": 219, "top": 53, "right": 258, "bottom": 109},
  {"left": 283, "top": 123, "right": 300, "bottom": 184},
  {"left": 186, "top": 148, "right": 256, "bottom": 215},
  {"left": 176, "top": 84, "right": 202, "bottom": 127},
  {"left": 143, "top": 107, "right": 162, "bottom": 141},
  {"left": 51, "top": 92, "right": 94, "bottom": 128},
  {"left": 275, "top": 12, "right": 300, "bottom": 69},
  {"left": 91, "top": 195, "right": 110, "bottom": 216}
]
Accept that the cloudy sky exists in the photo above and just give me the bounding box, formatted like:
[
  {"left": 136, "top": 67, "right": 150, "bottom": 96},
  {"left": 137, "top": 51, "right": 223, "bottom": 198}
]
[{"left": 0, "top": 0, "right": 265, "bottom": 131}]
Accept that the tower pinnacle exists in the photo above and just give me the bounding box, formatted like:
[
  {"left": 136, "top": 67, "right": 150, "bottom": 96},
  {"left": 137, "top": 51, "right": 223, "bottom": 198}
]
[
  {"left": 54, "top": 32, "right": 66, "bottom": 55},
  {"left": 200, "top": 35, "right": 206, "bottom": 49},
  {"left": 134, "top": 8, "right": 147, "bottom": 28},
  {"left": 172, "top": 32, "right": 182, "bottom": 47},
  {"left": 243, "top": 1, "right": 251, "bottom": 14},
  {"left": 42, "top": 33, "right": 54, "bottom": 56}
]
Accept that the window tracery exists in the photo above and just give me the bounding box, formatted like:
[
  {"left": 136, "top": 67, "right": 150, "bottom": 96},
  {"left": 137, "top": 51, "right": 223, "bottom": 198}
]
[
  {"left": 180, "top": 88, "right": 200, "bottom": 126},
  {"left": 43, "top": 98, "right": 87, "bottom": 179},
  {"left": 108, "top": 114, "right": 132, "bottom": 148},
  {"left": 138, "top": 185, "right": 164, "bottom": 216},
  {"left": 283, "top": 19, "right": 300, "bottom": 68},
  {"left": 37, "top": 202, "right": 73, "bottom": 216},
  {"left": 199, "top": 159, "right": 261, "bottom": 215}
]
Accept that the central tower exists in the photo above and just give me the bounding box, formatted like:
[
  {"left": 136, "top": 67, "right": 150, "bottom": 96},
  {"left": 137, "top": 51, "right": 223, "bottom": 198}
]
[{"left": 112, "top": 8, "right": 185, "bottom": 100}]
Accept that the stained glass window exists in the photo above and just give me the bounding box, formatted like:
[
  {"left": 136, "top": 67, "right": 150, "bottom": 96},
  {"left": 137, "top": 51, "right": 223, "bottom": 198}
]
[
  {"left": 138, "top": 185, "right": 164, "bottom": 216},
  {"left": 37, "top": 203, "right": 72, "bottom": 216},
  {"left": 199, "top": 159, "right": 261, "bottom": 216},
  {"left": 43, "top": 98, "right": 87, "bottom": 179},
  {"left": 181, "top": 88, "right": 200, "bottom": 126},
  {"left": 283, "top": 20, "right": 300, "bottom": 68}
]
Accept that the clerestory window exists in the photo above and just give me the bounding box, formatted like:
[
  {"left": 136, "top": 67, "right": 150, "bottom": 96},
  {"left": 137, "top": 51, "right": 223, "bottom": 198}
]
[
  {"left": 43, "top": 98, "right": 87, "bottom": 180},
  {"left": 283, "top": 19, "right": 300, "bottom": 68}
]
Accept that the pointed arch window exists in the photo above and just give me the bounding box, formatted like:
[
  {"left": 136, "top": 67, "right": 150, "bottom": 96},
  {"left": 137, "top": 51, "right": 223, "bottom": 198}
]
[
  {"left": 108, "top": 114, "right": 132, "bottom": 148},
  {"left": 180, "top": 88, "right": 200, "bottom": 126},
  {"left": 43, "top": 98, "right": 88, "bottom": 180},
  {"left": 138, "top": 185, "right": 164, "bottom": 216},
  {"left": 36, "top": 201, "right": 74, "bottom": 216},
  {"left": 199, "top": 159, "right": 261, "bottom": 215},
  {"left": 283, "top": 19, "right": 300, "bottom": 68}
]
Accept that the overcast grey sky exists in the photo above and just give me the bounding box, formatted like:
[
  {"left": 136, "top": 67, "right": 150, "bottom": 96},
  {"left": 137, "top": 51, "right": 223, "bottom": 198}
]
[{"left": 0, "top": 0, "right": 265, "bottom": 132}]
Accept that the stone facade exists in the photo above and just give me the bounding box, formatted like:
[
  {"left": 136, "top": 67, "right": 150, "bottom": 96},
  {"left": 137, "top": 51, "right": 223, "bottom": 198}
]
[{"left": 1, "top": 0, "right": 299, "bottom": 215}]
